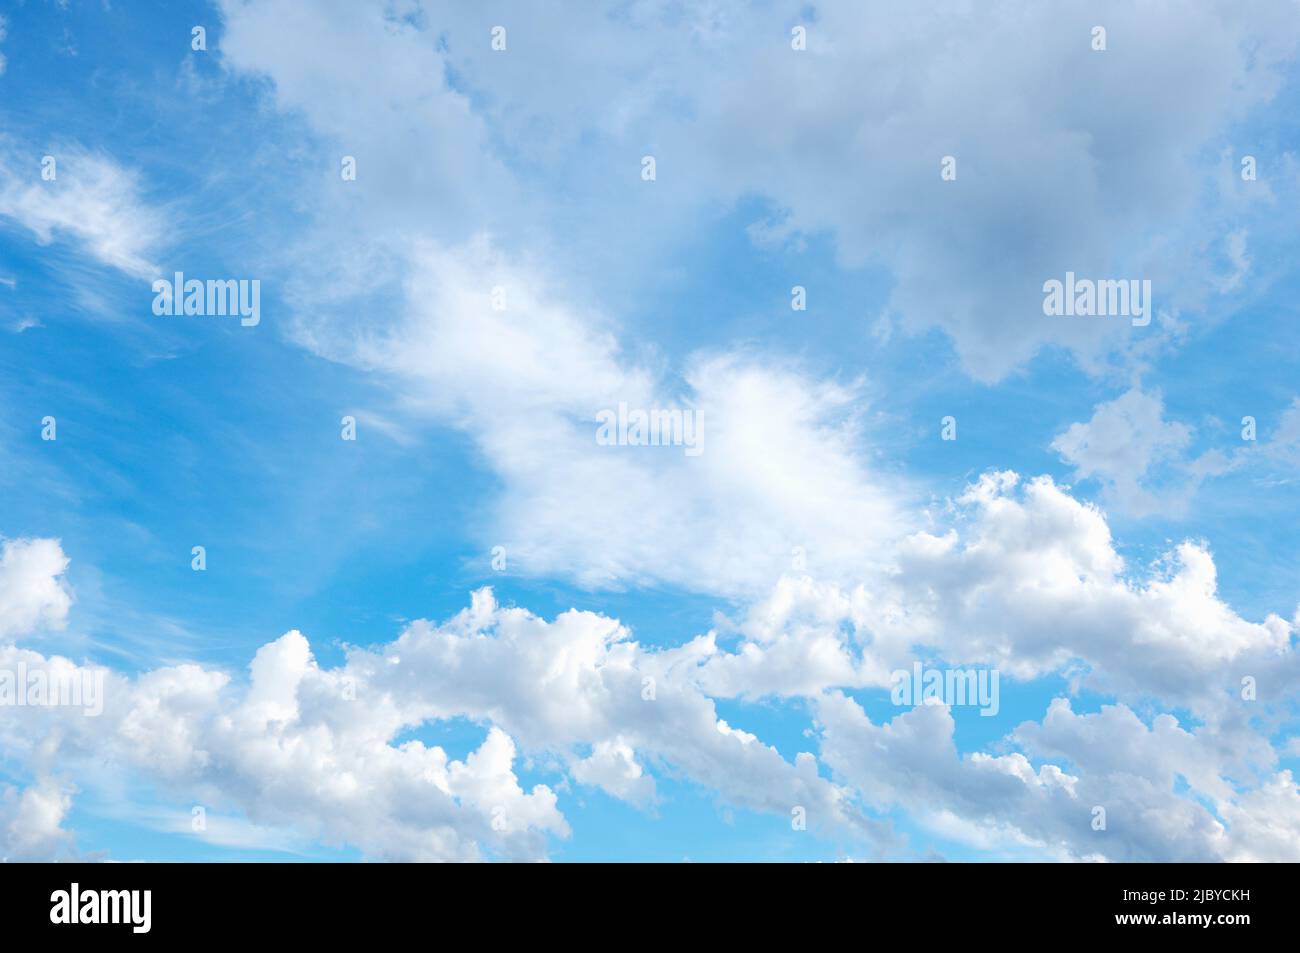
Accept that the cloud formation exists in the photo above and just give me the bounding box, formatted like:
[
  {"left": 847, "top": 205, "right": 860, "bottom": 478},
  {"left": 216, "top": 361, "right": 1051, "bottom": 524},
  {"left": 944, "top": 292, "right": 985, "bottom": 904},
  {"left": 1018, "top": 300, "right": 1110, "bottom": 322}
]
[
  {"left": 2, "top": 466, "right": 1296, "bottom": 862},
  {"left": 218, "top": 0, "right": 1300, "bottom": 381},
  {"left": 0, "top": 537, "right": 72, "bottom": 641},
  {"left": 0, "top": 147, "right": 164, "bottom": 279}
]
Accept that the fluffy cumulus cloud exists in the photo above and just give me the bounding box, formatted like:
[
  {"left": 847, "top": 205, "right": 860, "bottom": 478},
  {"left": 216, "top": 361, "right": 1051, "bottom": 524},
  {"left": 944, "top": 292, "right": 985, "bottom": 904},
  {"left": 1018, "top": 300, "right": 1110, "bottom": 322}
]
[
  {"left": 1051, "top": 387, "right": 1244, "bottom": 516},
  {"left": 0, "top": 537, "right": 72, "bottom": 640},
  {"left": 2, "top": 472, "right": 1296, "bottom": 861},
  {"left": 12, "top": 628, "right": 583, "bottom": 860},
  {"left": 0, "top": 639, "right": 568, "bottom": 862},
  {"left": 339, "top": 589, "right": 878, "bottom": 846},
  {"left": 0, "top": 778, "right": 75, "bottom": 862},
  {"left": 0, "top": 540, "right": 77, "bottom": 860},
  {"left": 697, "top": 472, "right": 1296, "bottom": 713},
  {"left": 0, "top": 539, "right": 566, "bottom": 861},
  {"left": 0, "top": 545, "right": 879, "bottom": 860},
  {"left": 1052, "top": 388, "right": 1194, "bottom": 511},
  {"left": 814, "top": 694, "right": 1292, "bottom": 862}
]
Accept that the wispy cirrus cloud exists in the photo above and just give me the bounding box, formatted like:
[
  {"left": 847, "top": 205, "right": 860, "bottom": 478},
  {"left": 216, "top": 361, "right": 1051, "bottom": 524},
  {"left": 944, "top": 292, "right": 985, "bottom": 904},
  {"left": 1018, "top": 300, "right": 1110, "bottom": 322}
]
[{"left": 0, "top": 145, "right": 165, "bottom": 279}]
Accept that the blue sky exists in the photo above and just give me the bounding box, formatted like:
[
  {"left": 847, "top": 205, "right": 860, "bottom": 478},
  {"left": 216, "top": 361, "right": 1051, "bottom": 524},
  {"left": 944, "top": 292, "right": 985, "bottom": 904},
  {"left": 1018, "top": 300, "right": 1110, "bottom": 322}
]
[{"left": 1, "top": 0, "right": 1299, "bottom": 862}]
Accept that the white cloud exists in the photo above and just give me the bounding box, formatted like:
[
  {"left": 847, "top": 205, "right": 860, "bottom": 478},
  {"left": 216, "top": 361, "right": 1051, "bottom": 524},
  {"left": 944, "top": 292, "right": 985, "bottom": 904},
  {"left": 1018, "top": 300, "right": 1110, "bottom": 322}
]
[
  {"left": 0, "top": 146, "right": 164, "bottom": 278},
  {"left": 294, "top": 235, "right": 909, "bottom": 597},
  {"left": 0, "top": 537, "right": 73, "bottom": 640},
  {"left": 1050, "top": 389, "right": 1300, "bottom": 512},
  {"left": 0, "top": 556, "right": 570, "bottom": 861},
  {"left": 1051, "top": 386, "right": 1253, "bottom": 516},
  {"left": 269, "top": 0, "right": 1300, "bottom": 381},
  {"left": 1054, "top": 388, "right": 1191, "bottom": 485},
  {"left": 0, "top": 778, "right": 75, "bottom": 861},
  {"left": 0, "top": 564, "right": 881, "bottom": 860},
  {"left": 700, "top": 472, "right": 1295, "bottom": 713},
  {"left": 815, "top": 693, "right": 1298, "bottom": 862},
  {"left": 569, "top": 739, "right": 657, "bottom": 808},
  {"left": 1219, "top": 770, "right": 1300, "bottom": 862},
  {"left": 343, "top": 588, "right": 879, "bottom": 847},
  {"left": 1051, "top": 387, "right": 1197, "bottom": 515},
  {"left": 134, "top": 4, "right": 898, "bottom": 605},
  {"left": 8, "top": 3, "right": 1298, "bottom": 860},
  {"left": 0, "top": 639, "right": 567, "bottom": 862},
  {"left": 679, "top": 2, "right": 1300, "bottom": 380},
  {"left": 216, "top": 0, "right": 515, "bottom": 244},
  {"left": 2, "top": 503, "right": 1296, "bottom": 861},
  {"left": 205, "top": 0, "right": 1300, "bottom": 600}
]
